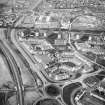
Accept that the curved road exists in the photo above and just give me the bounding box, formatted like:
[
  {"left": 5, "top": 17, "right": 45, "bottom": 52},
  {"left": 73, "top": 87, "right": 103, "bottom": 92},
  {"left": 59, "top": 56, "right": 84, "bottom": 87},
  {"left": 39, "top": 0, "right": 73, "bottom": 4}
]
[
  {"left": 0, "top": 40, "right": 24, "bottom": 105},
  {"left": 4, "top": 10, "right": 105, "bottom": 105},
  {"left": 9, "top": 16, "right": 48, "bottom": 84}
]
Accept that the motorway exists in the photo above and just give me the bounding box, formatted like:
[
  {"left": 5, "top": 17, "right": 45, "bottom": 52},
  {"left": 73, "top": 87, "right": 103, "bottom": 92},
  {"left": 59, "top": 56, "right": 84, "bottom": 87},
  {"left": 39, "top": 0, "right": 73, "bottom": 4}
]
[
  {"left": 0, "top": 40, "right": 24, "bottom": 105},
  {"left": 0, "top": 14, "right": 48, "bottom": 105},
  {"left": 1, "top": 11, "right": 105, "bottom": 105}
]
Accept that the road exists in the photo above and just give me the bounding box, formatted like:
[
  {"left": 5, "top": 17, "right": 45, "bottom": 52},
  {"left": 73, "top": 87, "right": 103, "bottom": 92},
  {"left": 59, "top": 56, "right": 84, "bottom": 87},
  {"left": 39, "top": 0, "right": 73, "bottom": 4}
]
[
  {"left": 10, "top": 15, "right": 105, "bottom": 82},
  {"left": 9, "top": 16, "right": 47, "bottom": 85},
  {"left": 0, "top": 40, "right": 24, "bottom": 105},
  {"left": 10, "top": 29, "right": 47, "bottom": 82},
  {"left": 29, "top": 0, "right": 43, "bottom": 10},
  {"left": 69, "top": 32, "right": 105, "bottom": 69},
  {"left": 2, "top": 8, "right": 105, "bottom": 105}
]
